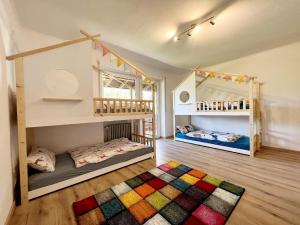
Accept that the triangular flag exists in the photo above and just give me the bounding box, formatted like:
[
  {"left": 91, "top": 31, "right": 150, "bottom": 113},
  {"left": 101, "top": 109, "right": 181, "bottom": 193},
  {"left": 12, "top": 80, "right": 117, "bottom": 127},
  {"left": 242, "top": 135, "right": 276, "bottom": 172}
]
[
  {"left": 145, "top": 78, "right": 151, "bottom": 84},
  {"left": 223, "top": 75, "right": 231, "bottom": 82},
  {"left": 117, "top": 57, "right": 124, "bottom": 67},
  {"left": 94, "top": 40, "right": 102, "bottom": 50},
  {"left": 124, "top": 63, "right": 130, "bottom": 72},
  {"left": 110, "top": 53, "right": 117, "bottom": 63},
  {"left": 103, "top": 47, "right": 110, "bottom": 56}
]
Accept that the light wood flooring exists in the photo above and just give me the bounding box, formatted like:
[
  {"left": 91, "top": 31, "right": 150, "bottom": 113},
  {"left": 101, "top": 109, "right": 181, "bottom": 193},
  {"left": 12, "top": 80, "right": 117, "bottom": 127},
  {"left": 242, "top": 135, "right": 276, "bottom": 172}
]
[{"left": 9, "top": 139, "right": 300, "bottom": 225}]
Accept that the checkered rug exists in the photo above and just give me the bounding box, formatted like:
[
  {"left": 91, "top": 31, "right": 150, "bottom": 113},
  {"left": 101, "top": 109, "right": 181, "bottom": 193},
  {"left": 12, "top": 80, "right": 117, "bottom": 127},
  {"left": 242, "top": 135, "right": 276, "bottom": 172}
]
[{"left": 72, "top": 160, "right": 245, "bottom": 225}]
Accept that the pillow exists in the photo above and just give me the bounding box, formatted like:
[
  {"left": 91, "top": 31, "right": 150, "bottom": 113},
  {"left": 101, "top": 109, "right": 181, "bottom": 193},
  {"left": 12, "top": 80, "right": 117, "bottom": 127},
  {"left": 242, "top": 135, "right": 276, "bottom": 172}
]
[
  {"left": 176, "top": 125, "right": 188, "bottom": 134},
  {"left": 214, "top": 133, "right": 241, "bottom": 142},
  {"left": 27, "top": 147, "right": 56, "bottom": 172},
  {"left": 185, "top": 125, "right": 194, "bottom": 132},
  {"left": 186, "top": 130, "right": 215, "bottom": 140}
]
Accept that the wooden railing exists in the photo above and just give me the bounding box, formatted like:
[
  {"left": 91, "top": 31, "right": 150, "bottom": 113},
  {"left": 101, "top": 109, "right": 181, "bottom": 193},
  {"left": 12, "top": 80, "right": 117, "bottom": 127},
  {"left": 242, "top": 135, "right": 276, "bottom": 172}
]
[
  {"left": 132, "top": 133, "right": 154, "bottom": 147},
  {"left": 94, "top": 98, "right": 154, "bottom": 115},
  {"left": 196, "top": 98, "right": 250, "bottom": 112}
]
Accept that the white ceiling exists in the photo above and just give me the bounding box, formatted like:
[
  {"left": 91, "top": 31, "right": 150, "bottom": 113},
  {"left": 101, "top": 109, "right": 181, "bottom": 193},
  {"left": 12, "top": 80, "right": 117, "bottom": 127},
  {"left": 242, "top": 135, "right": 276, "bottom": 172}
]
[{"left": 13, "top": 0, "right": 300, "bottom": 69}]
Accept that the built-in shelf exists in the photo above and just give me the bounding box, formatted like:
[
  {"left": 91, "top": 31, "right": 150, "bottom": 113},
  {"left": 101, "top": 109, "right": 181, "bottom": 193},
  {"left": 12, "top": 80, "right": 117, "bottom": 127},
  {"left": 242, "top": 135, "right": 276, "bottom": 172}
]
[{"left": 42, "top": 97, "right": 83, "bottom": 102}]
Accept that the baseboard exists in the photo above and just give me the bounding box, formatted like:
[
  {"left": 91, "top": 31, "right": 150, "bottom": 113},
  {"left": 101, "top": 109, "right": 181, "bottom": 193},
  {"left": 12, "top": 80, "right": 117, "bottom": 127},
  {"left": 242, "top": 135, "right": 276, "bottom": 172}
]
[
  {"left": 4, "top": 201, "right": 15, "bottom": 225},
  {"left": 262, "top": 145, "right": 299, "bottom": 152}
]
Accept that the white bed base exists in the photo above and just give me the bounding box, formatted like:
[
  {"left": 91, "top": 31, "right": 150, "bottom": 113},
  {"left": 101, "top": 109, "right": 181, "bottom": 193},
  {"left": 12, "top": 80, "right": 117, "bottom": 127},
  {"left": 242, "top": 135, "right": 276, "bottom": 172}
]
[
  {"left": 28, "top": 153, "right": 154, "bottom": 200},
  {"left": 174, "top": 138, "right": 250, "bottom": 155}
]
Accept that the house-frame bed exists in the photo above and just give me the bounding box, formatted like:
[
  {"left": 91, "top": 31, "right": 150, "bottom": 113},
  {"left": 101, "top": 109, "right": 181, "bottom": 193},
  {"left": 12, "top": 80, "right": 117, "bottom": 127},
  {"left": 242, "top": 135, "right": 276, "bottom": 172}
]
[
  {"left": 173, "top": 70, "right": 262, "bottom": 157},
  {"left": 6, "top": 30, "right": 156, "bottom": 206}
]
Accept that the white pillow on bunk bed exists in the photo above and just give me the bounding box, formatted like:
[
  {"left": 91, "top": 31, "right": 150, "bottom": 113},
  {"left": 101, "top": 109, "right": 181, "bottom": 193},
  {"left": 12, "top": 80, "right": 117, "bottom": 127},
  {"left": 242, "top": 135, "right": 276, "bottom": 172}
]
[
  {"left": 27, "top": 147, "right": 56, "bottom": 172},
  {"left": 214, "top": 132, "right": 242, "bottom": 142},
  {"left": 186, "top": 130, "right": 215, "bottom": 140}
]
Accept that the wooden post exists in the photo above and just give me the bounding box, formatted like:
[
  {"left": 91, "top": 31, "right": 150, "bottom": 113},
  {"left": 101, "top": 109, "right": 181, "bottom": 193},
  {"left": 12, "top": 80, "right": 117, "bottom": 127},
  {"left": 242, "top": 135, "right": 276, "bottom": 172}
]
[
  {"left": 15, "top": 58, "right": 29, "bottom": 206},
  {"left": 256, "top": 82, "right": 262, "bottom": 150},
  {"left": 249, "top": 78, "right": 255, "bottom": 157},
  {"left": 152, "top": 84, "right": 156, "bottom": 160}
]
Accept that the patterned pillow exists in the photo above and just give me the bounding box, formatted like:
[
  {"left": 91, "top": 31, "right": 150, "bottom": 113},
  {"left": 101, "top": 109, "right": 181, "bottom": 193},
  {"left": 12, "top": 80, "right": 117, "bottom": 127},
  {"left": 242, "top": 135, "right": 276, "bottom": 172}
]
[
  {"left": 185, "top": 125, "right": 194, "bottom": 132},
  {"left": 186, "top": 130, "right": 215, "bottom": 140},
  {"left": 27, "top": 147, "right": 56, "bottom": 172},
  {"left": 215, "top": 133, "right": 241, "bottom": 142},
  {"left": 176, "top": 126, "right": 188, "bottom": 134}
]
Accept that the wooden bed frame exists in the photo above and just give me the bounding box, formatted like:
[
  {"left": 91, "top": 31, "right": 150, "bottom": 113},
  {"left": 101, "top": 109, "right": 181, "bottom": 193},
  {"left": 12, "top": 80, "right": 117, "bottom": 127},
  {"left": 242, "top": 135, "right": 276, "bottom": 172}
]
[
  {"left": 173, "top": 70, "right": 262, "bottom": 157},
  {"left": 6, "top": 30, "right": 157, "bottom": 207}
]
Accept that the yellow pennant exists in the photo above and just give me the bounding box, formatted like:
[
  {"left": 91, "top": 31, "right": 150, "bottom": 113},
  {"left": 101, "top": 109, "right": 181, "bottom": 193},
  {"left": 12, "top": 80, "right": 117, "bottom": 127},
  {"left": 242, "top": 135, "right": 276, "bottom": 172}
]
[
  {"left": 145, "top": 78, "right": 152, "bottom": 84},
  {"left": 117, "top": 57, "right": 124, "bottom": 67}
]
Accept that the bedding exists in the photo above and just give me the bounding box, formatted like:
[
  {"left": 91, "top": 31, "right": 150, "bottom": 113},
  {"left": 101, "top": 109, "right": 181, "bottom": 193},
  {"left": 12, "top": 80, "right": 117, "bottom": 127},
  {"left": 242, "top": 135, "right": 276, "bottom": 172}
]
[
  {"left": 214, "top": 133, "right": 241, "bottom": 142},
  {"left": 28, "top": 147, "right": 153, "bottom": 191},
  {"left": 68, "top": 138, "right": 146, "bottom": 168},
  {"left": 27, "top": 147, "right": 56, "bottom": 172},
  {"left": 186, "top": 130, "right": 215, "bottom": 140},
  {"left": 176, "top": 132, "right": 250, "bottom": 150}
]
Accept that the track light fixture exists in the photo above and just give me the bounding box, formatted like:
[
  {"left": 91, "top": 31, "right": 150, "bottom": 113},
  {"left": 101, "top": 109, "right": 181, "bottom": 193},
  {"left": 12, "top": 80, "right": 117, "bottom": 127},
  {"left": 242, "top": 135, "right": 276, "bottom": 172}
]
[{"left": 173, "top": 16, "right": 215, "bottom": 42}]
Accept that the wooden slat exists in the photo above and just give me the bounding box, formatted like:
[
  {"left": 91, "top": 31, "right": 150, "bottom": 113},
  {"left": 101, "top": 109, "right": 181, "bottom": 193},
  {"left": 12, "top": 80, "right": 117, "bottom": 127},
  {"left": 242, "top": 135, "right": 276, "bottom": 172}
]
[
  {"left": 249, "top": 78, "right": 255, "bottom": 157},
  {"left": 15, "top": 58, "right": 29, "bottom": 206},
  {"left": 6, "top": 34, "right": 100, "bottom": 61}
]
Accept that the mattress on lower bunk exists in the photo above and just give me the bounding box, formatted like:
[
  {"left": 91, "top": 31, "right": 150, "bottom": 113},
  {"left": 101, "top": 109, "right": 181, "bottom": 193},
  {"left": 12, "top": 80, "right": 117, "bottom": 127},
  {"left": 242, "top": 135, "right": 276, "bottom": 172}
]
[
  {"left": 28, "top": 147, "right": 153, "bottom": 191},
  {"left": 175, "top": 132, "right": 250, "bottom": 150}
]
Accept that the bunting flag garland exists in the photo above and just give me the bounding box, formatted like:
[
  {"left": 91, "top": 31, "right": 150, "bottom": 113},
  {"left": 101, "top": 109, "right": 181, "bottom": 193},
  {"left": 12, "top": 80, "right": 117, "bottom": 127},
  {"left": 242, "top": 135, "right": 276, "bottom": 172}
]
[
  {"left": 94, "top": 42, "right": 152, "bottom": 82},
  {"left": 196, "top": 70, "right": 251, "bottom": 84},
  {"left": 102, "top": 47, "right": 110, "bottom": 56},
  {"left": 117, "top": 57, "right": 124, "bottom": 67}
]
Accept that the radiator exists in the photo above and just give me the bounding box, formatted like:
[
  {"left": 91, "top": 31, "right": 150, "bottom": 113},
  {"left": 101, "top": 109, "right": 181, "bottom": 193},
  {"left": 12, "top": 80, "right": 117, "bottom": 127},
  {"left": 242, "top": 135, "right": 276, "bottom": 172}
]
[{"left": 104, "top": 123, "right": 132, "bottom": 142}]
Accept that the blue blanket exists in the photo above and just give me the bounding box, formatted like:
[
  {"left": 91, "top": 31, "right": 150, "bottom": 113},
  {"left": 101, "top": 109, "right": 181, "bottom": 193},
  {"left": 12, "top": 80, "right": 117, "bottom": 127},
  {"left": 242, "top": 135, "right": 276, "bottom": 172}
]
[{"left": 175, "top": 132, "right": 250, "bottom": 150}]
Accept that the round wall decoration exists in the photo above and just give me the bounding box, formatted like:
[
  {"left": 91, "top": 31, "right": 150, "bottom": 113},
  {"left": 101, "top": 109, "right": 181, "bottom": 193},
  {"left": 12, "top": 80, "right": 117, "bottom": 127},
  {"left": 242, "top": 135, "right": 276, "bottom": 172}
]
[
  {"left": 179, "top": 91, "right": 190, "bottom": 103},
  {"left": 45, "top": 69, "right": 79, "bottom": 96}
]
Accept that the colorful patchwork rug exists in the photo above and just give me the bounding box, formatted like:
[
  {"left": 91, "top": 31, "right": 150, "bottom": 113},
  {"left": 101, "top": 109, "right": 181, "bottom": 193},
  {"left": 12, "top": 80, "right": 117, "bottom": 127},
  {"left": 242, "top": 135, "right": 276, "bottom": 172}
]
[{"left": 72, "top": 160, "right": 245, "bottom": 225}]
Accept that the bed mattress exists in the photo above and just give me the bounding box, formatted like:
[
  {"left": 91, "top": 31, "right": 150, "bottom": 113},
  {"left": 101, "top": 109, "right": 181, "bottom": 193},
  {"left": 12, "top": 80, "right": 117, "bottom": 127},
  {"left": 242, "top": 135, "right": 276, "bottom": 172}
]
[
  {"left": 28, "top": 147, "right": 153, "bottom": 191},
  {"left": 175, "top": 132, "right": 250, "bottom": 150}
]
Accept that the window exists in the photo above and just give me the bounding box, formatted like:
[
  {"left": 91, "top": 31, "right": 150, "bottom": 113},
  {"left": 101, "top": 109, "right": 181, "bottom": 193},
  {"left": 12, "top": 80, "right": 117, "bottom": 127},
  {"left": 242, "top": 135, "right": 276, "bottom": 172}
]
[{"left": 102, "top": 71, "right": 135, "bottom": 99}]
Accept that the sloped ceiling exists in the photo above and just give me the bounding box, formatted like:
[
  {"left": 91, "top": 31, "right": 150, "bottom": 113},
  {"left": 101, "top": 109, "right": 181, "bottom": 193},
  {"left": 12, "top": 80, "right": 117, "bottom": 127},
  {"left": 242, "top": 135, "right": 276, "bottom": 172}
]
[{"left": 13, "top": 0, "right": 300, "bottom": 69}]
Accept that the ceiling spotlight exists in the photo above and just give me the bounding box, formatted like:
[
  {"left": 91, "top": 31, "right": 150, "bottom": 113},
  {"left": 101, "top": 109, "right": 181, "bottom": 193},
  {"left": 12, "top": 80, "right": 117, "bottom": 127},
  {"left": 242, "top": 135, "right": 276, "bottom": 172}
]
[
  {"left": 173, "top": 36, "right": 180, "bottom": 42},
  {"left": 174, "top": 15, "right": 215, "bottom": 41}
]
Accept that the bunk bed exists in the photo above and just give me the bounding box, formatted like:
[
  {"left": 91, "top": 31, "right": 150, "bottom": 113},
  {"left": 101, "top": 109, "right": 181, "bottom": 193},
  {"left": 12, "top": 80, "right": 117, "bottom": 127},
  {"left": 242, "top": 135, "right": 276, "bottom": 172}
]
[
  {"left": 6, "top": 30, "right": 157, "bottom": 204},
  {"left": 173, "top": 69, "right": 262, "bottom": 156}
]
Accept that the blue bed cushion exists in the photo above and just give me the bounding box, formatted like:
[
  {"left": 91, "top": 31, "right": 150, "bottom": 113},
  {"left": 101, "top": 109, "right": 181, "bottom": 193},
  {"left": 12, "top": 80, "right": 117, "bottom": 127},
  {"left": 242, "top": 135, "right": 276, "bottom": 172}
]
[{"left": 175, "top": 132, "right": 250, "bottom": 150}]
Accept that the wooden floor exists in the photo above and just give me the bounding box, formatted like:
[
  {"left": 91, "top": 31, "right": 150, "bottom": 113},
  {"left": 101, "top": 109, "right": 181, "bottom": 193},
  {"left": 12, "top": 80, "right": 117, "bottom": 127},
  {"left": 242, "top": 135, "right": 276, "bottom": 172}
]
[{"left": 9, "top": 139, "right": 300, "bottom": 225}]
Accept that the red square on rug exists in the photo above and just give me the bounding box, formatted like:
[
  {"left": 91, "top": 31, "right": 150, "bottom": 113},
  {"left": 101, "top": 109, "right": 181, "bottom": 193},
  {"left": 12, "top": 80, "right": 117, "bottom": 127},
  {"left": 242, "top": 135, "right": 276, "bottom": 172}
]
[
  {"left": 73, "top": 196, "right": 98, "bottom": 216},
  {"left": 195, "top": 180, "right": 217, "bottom": 193},
  {"left": 184, "top": 215, "right": 205, "bottom": 225},
  {"left": 192, "top": 204, "right": 226, "bottom": 225},
  {"left": 147, "top": 177, "right": 167, "bottom": 190}
]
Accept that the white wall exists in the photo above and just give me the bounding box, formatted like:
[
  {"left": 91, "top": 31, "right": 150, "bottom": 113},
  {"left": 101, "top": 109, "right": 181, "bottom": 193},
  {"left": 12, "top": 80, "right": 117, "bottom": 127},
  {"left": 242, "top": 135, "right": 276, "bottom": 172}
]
[
  {"left": 0, "top": 0, "right": 19, "bottom": 224},
  {"left": 206, "top": 41, "right": 300, "bottom": 151},
  {"left": 174, "top": 72, "right": 196, "bottom": 115},
  {"left": 191, "top": 116, "right": 250, "bottom": 136}
]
